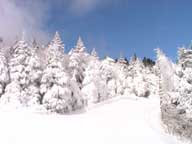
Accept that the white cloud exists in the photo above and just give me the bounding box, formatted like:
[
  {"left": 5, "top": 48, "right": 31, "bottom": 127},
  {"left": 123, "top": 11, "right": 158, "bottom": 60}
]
[
  {"left": 0, "top": 0, "right": 50, "bottom": 45},
  {"left": 0, "top": 0, "right": 111, "bottom": 45},
  {"left": 71, "top": 0, "right": 99, "bottom": 12},
  {"left": 69, "top": 0, "right": 105, "bottom": 15}
]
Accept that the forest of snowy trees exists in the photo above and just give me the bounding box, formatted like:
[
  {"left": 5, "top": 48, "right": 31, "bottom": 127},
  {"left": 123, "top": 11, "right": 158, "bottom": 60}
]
[
  {"left": 1, "top": 31, "right": 192, "bottom": 123},
  {"left": 156, "top": 47, "right": 192, "bottom": 140},
  {"left": 156, "top": 47, "right": 192, "bottom": 116},
  {"left": 0, "top": 32, "right": 158, "bottom": 113}
]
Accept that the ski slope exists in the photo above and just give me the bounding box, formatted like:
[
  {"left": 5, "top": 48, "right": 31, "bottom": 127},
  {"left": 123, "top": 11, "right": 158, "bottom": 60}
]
[{"left": 0, "top": 96, "right": 179, "bottom": 144}]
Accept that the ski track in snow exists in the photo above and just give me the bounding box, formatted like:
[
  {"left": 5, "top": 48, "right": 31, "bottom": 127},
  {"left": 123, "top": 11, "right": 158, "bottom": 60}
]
[
  {"left": 0, "top": 96, "right": 181, "bottom": 144},
  {"left": 144, "top": 99, "right": 180, "bottom": 144}
]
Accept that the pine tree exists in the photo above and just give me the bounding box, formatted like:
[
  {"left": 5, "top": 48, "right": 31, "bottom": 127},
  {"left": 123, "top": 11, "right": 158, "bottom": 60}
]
[
  {"left": 1, "top": 34, "right": 42, "bottom": 108},
  {"left": 68, "top": 48, "right": 74, "bottom": 56},
  {"left": 25, "top": 42, "right": 42, "bottom": 106},
  {"left": 32, "top": 38, "right": 38, "bottom": 51},
  {"left": 116, "top": 54, "right": 129, "bottom": 95},
  {"left": 117, "top": 53, "right": 128, "bottom": 65},
  {"left": 173, "top": 47, "right": 192, "bottom": 115},
  {"left": 131, "top": 53, "right": 137, "bottom": 62},
  {"left": 133, "top": 59, "right": 149, "bottom": 97},
  {"left": 143, "top": 57, "right": 155, "bottom": 67},
  {"left": 155, "top": 48, "right": 176, "bottom": 105},
  {"left": 82, "top": 49, "right": 107, "bottom": 104},
  {"left": 40, "top": 32, "right": 85, "bottom": 113},
  {"left": 178, "top": 47, "right": 186, "bottom": 68},
  {"left": 0, "top": 48, "right": 9, "bottom": 96},
  {"left": 126, "top": 56, "right": 150, "bottom": 97},
  {"left": 73, "top": 36, "right": 86, "bottom": 53},
  {"left": 0, "top": 37, "right": 3, "bottom": 43},
  {"left": 100, "top": 56, "right": 117, "bottom": 98},
  {"left": 69, "top": 36, "right": 89, "bottom": 89},
  {"left": 91, "top": 48, "right": 99, "bottom": 59},
  {"left": 47, "top": 31, "right": 65, "bottom": 62},
  {"left": 178, "top": 46, "right": 192, "bottom": 69}
]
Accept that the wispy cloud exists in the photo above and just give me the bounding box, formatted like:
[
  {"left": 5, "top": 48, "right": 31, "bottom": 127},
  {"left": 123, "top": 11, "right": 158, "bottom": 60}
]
[
  {"left": 0, "top": 0, "right": 111, "bottom": 45},
  {"left": 52, "top": 0, "right": 109, "bottom": 16},
  {"left": 69, "top": 0, "right": 103, "bottom": 15},
  {"left": 0, "top": 0, "right": 50, "bottom": 44}
]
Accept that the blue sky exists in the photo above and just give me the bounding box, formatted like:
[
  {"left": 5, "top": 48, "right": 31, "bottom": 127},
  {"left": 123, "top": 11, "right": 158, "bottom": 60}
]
[
  {"left": 43, "top": 0, "right": 192, "bottom": 60},
  {"left": 2, "top": 0, "right": 192, "bottom": 60}
]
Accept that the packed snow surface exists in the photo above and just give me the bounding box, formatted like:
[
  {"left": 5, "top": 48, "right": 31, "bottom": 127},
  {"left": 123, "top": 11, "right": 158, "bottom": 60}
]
[{"left": 0, "top": 96, "right": 179, "bottom": 144}]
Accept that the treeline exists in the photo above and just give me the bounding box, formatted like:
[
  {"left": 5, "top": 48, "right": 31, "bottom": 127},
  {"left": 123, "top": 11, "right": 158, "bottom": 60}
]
[{"left": 0, "top": 32, "right": 158, "bottom": 114}]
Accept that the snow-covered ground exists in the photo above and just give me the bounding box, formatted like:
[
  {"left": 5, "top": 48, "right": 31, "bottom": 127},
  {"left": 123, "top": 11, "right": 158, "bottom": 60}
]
[{"left": 0, "top": 96, "right": 180, "bottom": 144}]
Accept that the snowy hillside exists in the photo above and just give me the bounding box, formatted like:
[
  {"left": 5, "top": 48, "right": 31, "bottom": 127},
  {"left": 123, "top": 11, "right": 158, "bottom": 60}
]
[
  {"left": 1, "top": 32, "right": 192, "bottom": 142},
  {"left": 2, "top": 0, "right": 192, "bottom": 142},
  {"left": 0, "top": 96, "right": 180, "bottom": 144}
]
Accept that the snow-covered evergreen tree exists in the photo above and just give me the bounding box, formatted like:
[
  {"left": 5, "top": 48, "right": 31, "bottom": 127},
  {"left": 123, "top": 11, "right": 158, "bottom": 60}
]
[
  {"left": 155, "top": 48, "right": 176, "bottom": 105},
  {"left": 69, "top": 36, "right": 89, "bottom": 89},
  {"left": 100, "top": 56, "right": 117, "bottom": 98},
  {"left": 25, "top": 41, "right": 42, "bottom": 106},
  {"left": 116, "top": 55, "right": 129, "bottom": 96},
  {"left": 32, "top": 38, "right": 39, "bottom": 51},
  {"left": 173, "top": 47, "right": 192, "bottom": 115},
  {"left": 126, "top": 56, "right": 149, "bottom": 97},
  {"left": 0, "top": 34, "right": 42, "bottom": 108},
  {"left": 155, "top": 47, "right": 192, "bottom": 116},
  {"left": 144, "top": 65, "right": 159, "bottom": 97},
  {"left": 40, "top": 32, "right": 85, "bottom": 113},
  {"left": 178, "top": 46, "right": 192, "bottom": 68},
  {"left": 117, "top": 54, "right": 128, "bottom": 65},
  {"left": 0, "top": 48, "right": 9, "bottom": 96},
  {"left": 82, "top": 49, "right": 107, "bottom": 104},
  {"left": 91, "top": 48, "right": 99, "bottom": 59}
]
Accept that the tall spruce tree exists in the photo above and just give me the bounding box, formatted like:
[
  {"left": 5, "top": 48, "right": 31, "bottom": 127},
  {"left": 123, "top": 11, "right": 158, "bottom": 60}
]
[
  {"left": 1, "top": 34, "right": 42, "bottom": 108},
  {"left": 69, "top": 36, "right": 89, "bottom": 89},
  {"left": 0, "top": 48, "right": 9, "bottom": 96},
  {"left": 100, "top": 56, "right": 117, "bottom": 98},
  {"left": 40, "top": 32, "right": 85, "bottom": 113},
  {"left": 82, "top": 49, "right": 107, "bottom": 104},
  {"left": 155, "top": 48, "right": 176, "bottom": 105}
]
